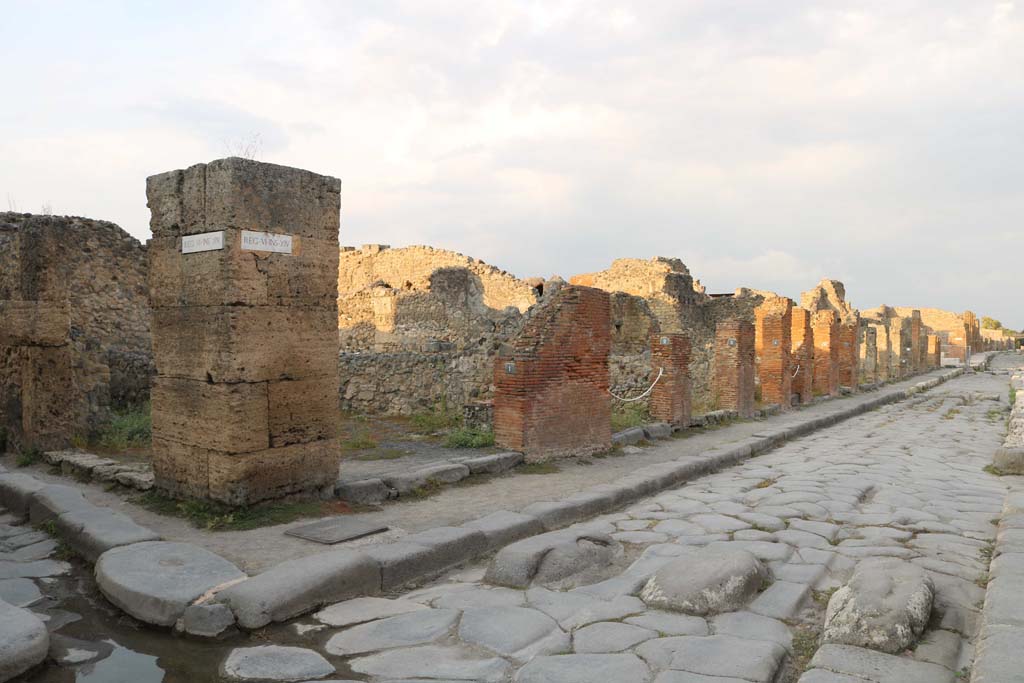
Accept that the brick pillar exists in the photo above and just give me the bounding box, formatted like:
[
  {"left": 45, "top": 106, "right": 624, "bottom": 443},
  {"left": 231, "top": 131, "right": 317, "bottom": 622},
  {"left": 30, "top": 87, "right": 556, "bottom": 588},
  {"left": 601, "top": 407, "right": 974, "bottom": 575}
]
[
  {"left": 837, "top": 318, "right": 860, "bottom": 391},
  {"left": 649, "top": 332, "right": 691, "bottom": 427},
  {"left": 147, "top": 158, "right": 341, "bottom": 504},
  {"left": 860, "top": 325, "right": 877, "bottom": 384},
  {"left": 713, "top": 320, "right": 755, "bottom": 417},
  {"left": 755, "top": 297, "right": 792, "bottom": 409},
  {"left": 927, "top": 335, "right": 941, "bottom": 368},
  {"left": 493, "top": 285, "right": 611, "bottom": 462},
  {"left": 811, "top": 311, "right": 840, "bottom": 396},
  {"left": 790, "top": 308, "right": 814, "bottom": 405}
]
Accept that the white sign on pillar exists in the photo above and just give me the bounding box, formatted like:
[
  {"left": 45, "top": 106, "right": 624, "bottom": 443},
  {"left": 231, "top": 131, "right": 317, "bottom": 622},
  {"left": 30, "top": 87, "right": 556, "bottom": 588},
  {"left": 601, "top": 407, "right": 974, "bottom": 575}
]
[
  {"left": 241, "top": 230, "right": 293, "bottom": 254},
  {"left": 181, "top": 231, "right": 225, "bottom": 254}
]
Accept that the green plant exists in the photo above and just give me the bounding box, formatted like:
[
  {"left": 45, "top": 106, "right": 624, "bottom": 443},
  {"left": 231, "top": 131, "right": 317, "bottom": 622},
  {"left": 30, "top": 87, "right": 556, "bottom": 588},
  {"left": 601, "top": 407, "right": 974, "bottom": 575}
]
[
  {"left": 95, "top": 403, "right": 151, "bottom": 450},
  {"left": 611, "top": 403, "right": 649, "bottom": 432},
  {"left": 16, "top": 445, "right": 42, "bottom": 467},
  {"left": 983, "top": 464, "right": 1007, "bottom": 477},
  {"left": 133, "top": 491, "right": 327, "bottom": 531},
  {"left": 341, "top": 427, "right": 378, "bottom": 451},
  {"left": 353, "top": 448, "right": 408, "bottom": 461},
  {"left": 409, "top": 407, "right": 462, "bottom": 434},
  {"left": 518, "top": 461, "right": 560, "bottom": 475},
  {"left": 444, "top": 428, "right": 495, "bottom": 448}
]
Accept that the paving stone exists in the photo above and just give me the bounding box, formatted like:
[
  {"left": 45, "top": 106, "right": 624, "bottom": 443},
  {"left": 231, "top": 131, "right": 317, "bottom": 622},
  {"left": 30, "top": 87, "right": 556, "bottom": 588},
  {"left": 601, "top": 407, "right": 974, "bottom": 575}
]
[
  {"left": 0, "top": 559, "right": 70, "bottom": 580},
  {"left": 0, "top": 578, "right": 43, "bottom": 607},
  {"left": 808, "top": 643, "right": 955, "bottom": 683},
  {"left": 349, "top": 644, "right": 510, "bottom": 682},
  {"left": 4, "top": 538, "right": 57, "bottom": 562},
  {"left": 218, "top": 547, "right": 379, "bottom": 629},
  {"left": 314, "top": 596, "right": 426, "bottom": 628},
  {"left": 667, "top": 634, "right": 786, "bottom": 682},
  {"left": 613, "top": 531, "right": 669, "bottom": 544},
  {"left": 776, "top": 529, "right": 833, "bottom": 549},
  {"left": 640, "top": 547, "right": 768, "bottom": 615},
  {"left": 458, "top": 606, "right": 569, "bottom": 661},
  {"left": 652, "top": 519, "right": 706, "bottom": 536},
  {"left": 711, "top": 611, "right": 793, "bottom": 652},
  {"left": 707, "top": 540, "right": 794, "bottom": 563},
  {"left": 178, "top": 602, "right": 236, "bottom": 638},
  {"left": 625, "top": 611, "right": 709, "bottom": 636},
  {"left": 433, "top": 585, "right": 525, "bottom": 609},
  {"left": 324, "top": 608, "right": 458, "bottom": 656},
  {"left": 748, "top": 580, "right": 810, "bottom": 620},
  {"left": 526, "top": 587, "right": 645, "bottom": 630},
  {"left": 797, "top": 669, "right": 882, "bottom": 682},
  {"left": 790, "top": 519, "right": 841, "bottom": 542},
  {"left": 96, "top": 541, "right": 246, "bottom": 627},
  {"left": 221, "top": 645, "right": 334, "bottom": 682},
  {"left": 910, "top": 628, "right": 962, "bottom": 671},
  {"left": 0, "top": 598, "right": 49, "bottom": 681},
  {"left": 689, "top": 514, "right": 751, "bottom": 533},
  {"left": 823, "top": 558, "right": 934, "bottom": 654},
  {"left": 485, "top": 529, "right": 618, "bottom": 588},
  {"left": 772, "top": 562, "right": 828, "bottom": 586},
  {"left": 515, "top": 654, "right": 651, "bottom": 683},
  {"left": 654, "top": 673, "right": 749, "bottom": 683},
  {"left": 572, "top": 621, "right": 655, "bottom": 653}
]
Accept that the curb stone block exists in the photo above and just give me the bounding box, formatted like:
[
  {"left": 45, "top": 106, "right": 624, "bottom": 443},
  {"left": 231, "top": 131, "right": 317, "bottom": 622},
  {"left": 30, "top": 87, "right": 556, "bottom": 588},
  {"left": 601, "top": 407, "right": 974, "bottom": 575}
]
[
  {"left": 335, "top": 478, "right": 393, "bottom": 505},
  {"left": 463, "top": 511, "right": 546, "bottom": 550},
  {"left": 363, "top": 542, "right": 450, "bottom": 591},
  {"left": 27, "top": 485, "right": 96, "bottom": 524},
  {"left": 0, "top": 474, "right": 46, "bottom": 517},
  {"left": 402, "top": 527, "right": 488, "bottom": 569},
  {"left": 383, "top": 463, "right": 469, "bottom": 495},
  {"left": 521, "top": 501, "right": 591, "bottom": 531},
  {"left": 463, "top": 452, "right": 523, "bottom": 475},
  {"left": 563, "top": 490, "right": 619, "bottom": 518},
  {"left": 642, "top": 423, "right": 672, "bottom": 440},
  {"left": 54, "top": 508, "right": 161, "bottom": 562},
  {"left": 178, "top": 602, "right": 236, "bottom": 638},
  {"left": 218, "top": 548, "right": 380, "bottom": 629},
  {"left": 612, "top": 427, "right": 646, "bottom": 446}
]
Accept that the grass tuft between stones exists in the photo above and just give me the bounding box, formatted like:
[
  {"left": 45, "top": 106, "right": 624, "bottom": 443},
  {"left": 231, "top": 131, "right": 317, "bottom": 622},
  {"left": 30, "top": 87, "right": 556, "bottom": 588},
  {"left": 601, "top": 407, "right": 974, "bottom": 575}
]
[
  {"left": 133, "top": 491, "right": 332, "bottom": 531},
  {"left": 444, "top": 427, "right": 495, "bottom": 448},
  {"left": 518, "top": 461, "right": 561, "bottom": 475}
]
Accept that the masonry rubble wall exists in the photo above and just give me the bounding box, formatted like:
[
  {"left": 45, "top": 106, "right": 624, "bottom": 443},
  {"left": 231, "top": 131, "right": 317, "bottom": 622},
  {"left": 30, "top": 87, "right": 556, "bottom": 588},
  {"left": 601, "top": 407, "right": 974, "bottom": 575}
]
[
  {"left": 754, "top": 296, "right": 792, "bottom": 408},
  {"left": 147, "top": 157, "right": 341, "bottom": 504},
  {"left": 493, "top": 285, "right": 612, "bottom": 461},
  {"left": 0, "top": 213, "right": 151, "bottom": 450}
]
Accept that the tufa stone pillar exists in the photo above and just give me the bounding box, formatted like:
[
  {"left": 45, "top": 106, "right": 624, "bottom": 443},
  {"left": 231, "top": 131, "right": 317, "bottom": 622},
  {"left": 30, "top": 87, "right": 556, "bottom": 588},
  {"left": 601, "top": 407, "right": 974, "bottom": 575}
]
[
  {"left": 147, "top": 157, "right": 341, "bottom": 504},
  {"left": 811, "top": 310, "right": 840, "bottom": 397},
  {"left": 837, "top": 317, "right": 860, "bottom": 391},
  {"left": 713, "top": 320, "right": 755, "bottom": 418},
  {"left": 755, "top": 297, "right": 792, "bottom": 409},
  {"left": 649, "top": 332, "right": 691, "bottom": 428},
  {"left": 790, "top": 307, "right": 814, "bottom": 405},
  {"left": 859, "top": 325, "right": 877, "bottom": 385},
  {"left": 493, "top": 285, "right": 611, "bottom": 461},
  {"left": 927, "top": 335, "right": 941, "bottom": 368}
]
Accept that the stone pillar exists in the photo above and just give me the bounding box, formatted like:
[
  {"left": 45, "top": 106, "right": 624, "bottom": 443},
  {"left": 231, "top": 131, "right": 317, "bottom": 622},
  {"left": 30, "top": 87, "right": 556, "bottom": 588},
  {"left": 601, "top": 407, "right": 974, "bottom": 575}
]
[
  {"left": 927, "top": 335, "right": 941, "bottom": 368},
  {"left": 889, "top": 317, "right": 911, "bottom": 378},
  {"left": 755, "top": 297, "right": 792, "bottom": 409},
  {"left": 649, "top": 332, "right": 691, "bottom": 428},
  {"left": 811, "top": 311, "right": 840, "bottom": 397},
  {"left": 790, "top": 308, "right": 814, "bottom": 405},
  {"left": 837, "top": 318, "right": 860, "bottom": 391},
  {"left": 713, "top": 320, "right": 755, "bottom": 417},
  {"left": 909, "top": 311, "right": 923, "bottom": 373},
  {"left": 872, "top": 323, "right": 891, "bottom": 382},
  {"left": 859, "top": 325, "right": 877, "bottom": 384},
  {"left": 147, "top": 158, "right": 341, "bottom": 504},
  {"left": 493, "top": 285, "right": 611, "bottom": 461}
]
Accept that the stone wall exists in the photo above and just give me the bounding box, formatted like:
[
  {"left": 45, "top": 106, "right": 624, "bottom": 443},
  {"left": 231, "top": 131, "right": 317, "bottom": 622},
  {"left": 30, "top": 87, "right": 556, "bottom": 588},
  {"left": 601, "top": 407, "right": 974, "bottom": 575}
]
[
  {"left": 493, "top": 285, "right": 611, "bottom": 461},
  {"left": 147, "top": 157, "right": 341, "bottom": 504},
  {"left": 0, "top": 212, "right": 150, "bottom": 450}
]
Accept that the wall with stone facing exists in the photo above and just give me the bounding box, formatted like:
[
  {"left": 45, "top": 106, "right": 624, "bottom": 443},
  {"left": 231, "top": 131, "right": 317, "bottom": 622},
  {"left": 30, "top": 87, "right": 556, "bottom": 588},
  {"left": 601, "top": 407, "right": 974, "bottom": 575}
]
[
  {"left": 755, "top": 296, "right": 792, "bottom": 408},
  {"left": 493, "top": 285, "right": 611, "bottom": 461},
  {"left": 713, "top": 320, "right": 755, "bottom": 417},
  {"left": 649, "top": 332, "right": 691, "bottom": 426},
  {"left": 0, "top": 212, "right": 151, "bottom": 450},
  {"left": 147, "top": 157, "right": 341, "bottom": 504}
]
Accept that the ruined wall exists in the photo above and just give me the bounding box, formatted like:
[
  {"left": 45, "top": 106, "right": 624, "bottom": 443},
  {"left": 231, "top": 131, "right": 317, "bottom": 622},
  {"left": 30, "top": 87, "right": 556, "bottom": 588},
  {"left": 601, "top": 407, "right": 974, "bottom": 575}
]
[
  {"left": 713, "top": 320, "right": 755, "bottom": 417},
  {"left": 0, "top": 213, "right": 151, "bottom": 449},
  {"left": 791, "top": 308, "right": 814, "bottom": 404},
  {"left": 927, "top": 335, "right": 942, "bottom": 368},
  {"left": 147, "top": 157, "right": 341, "bottom": 504},
  {"left": 811, "top": 310, "right": 840, "bottom": 396},
  {"left": 754, "top": 296, "right": 792, "bottom": 409},
  {"left": 859, "top": 325, "right": 878, "bottom": 384},
  {"left": 649, "top": 332, "right": 691, "bottom": 427},
  {"left": 493, "top": 285, "right": 611, "bottom": 461}
]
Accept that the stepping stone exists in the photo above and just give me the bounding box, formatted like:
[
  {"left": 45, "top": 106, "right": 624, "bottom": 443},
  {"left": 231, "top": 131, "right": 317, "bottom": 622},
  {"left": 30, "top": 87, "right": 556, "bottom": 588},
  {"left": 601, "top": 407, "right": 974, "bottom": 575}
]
[
  {"left": 749, "top": 581, "right": 811, "bottom": 620},
  {"left": 711, "top": 611, "right": 792, "bottom": 652},
  {"left": 325, "top": 608, "right": 459, "bottom": 656},
  {"left": 0, "top": 599, "right": 49, "bottom": 681},
  {"left": 668, "top": 635, "right": 786, "bottom": 682},
  {"left": 95, "top": 541, "right": 246, "bottom": 627},
  {"left": 573, "top": 621, "right": 655, "bottom": 653},
  {"left": 516, "top": 654, "right": 651, "bottom": 683},
  {"left": 0, "top": 578, "right": 42, "bottom": 607},
  {"left": 485, "top": 529, "right": 619, "bottom": 588},
  {"left": 349, "top": 644, "right": 510, "bottom": 682},
  {"left": 640, "top": 548, "right": 769, "bottom": 615},
  {"left": 459, "top": 606, "right": 568, "bottom": 661},
  {"left": 823, "top": 558, "right": 934, "bottom": 654},
  {"left": 313, "top": 597, "right": 426, "bottom": 628},
  {"left": 808, "top": 644, "right": 955, "bottom": 683},
  {"left": 221, "top": 645, "right": 334, "bottom": 682}
]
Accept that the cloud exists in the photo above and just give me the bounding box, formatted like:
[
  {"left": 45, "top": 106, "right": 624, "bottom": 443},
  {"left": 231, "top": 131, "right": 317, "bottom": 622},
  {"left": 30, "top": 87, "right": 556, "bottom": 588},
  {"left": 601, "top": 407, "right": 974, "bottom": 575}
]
[{"left": 0, "top": 0, "right": 1022, "bottom": 327}]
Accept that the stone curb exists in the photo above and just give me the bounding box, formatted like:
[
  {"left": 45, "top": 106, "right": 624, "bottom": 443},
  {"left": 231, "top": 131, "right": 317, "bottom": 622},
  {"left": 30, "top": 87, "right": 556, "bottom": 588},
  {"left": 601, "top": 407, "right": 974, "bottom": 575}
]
[
  {"left": 971, "top": 486, "right": 1024, "bottom": 683},
  {"left": 0, "top": 366, "right": 964, "bottom": 639}
]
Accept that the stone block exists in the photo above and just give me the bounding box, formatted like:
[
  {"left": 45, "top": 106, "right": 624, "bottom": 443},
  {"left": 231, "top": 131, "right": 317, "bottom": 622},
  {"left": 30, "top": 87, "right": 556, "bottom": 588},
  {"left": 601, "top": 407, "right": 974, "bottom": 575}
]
[
  {"left": 206, "top": 439, "right": 340, "bottom": 505},
  {"left": 151, "top": 305, "right": 337, "bottom": 383},
  {"left": 462, "top": 452, "right": 523, "bottom": 475},
  {"left": 612, "top": 427, "right": 645, "bottom": 446},
  {"left": 151, "top": 378, "right": 270, "bottom": 454},
  {"left": 463, "top": 511, "right": 546, "bottom": 550},
  {"left": 267, "top": 376, "right": 339, "bottom": 447},
  {"left": 485, "top": 529, "right": 618, "bottom": 588},
  {"left": 27, "top": 484, "right": 95, "bottom": 524},
  {"left": 381, "top": 463, "right": 469, "bottom": 495},
  {"left": 217, "top": 548, "right": 380, "bottom": 629},
  {"left": 363, "top": 542, "right": 448, "bottom": 591},
  {"left": 0, "top": 473, "right": 46, "bottom": 517},
  {"left": 993, "top": 447, "right": 1024, "bottom": 475},
  {"left": 642, "top": 422, "right": 672, "bottom": 440},
  {"left": 0, "top": 599, "right": 49, "bottom": 681},
  {"left": 402, "top": 526, "right": 488, "bottom": 570},
  {"left": 54, "top": 508, "right": 161, "bottom": 562},
  {"left": 521, "top": 500, "right": 591, "bottom": 531},
  {"left": 335, "top": 478, "right": 393, "bottom": 505},
  {"left": 0, "top": 300, "right": 69, "bottom": 346}
]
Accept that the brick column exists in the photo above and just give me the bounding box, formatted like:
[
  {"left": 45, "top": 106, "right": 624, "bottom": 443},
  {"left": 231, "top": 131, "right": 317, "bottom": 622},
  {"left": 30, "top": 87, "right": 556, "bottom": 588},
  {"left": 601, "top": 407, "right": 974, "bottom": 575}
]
[
  {"left": 837, "top": 319, "right": 860, "bottom": 390},
  {"left": 493, "top": 285, "right": 611, "bottom": 461},
  {"left": 755, "top": 297, "right": 792, "bottom": 409},
  {"left": 713, "top": 320, "right": 755, "bottom": 417},
  {"left": 147, "top": 158, "right": 341, "bottom": 504},
  {"left": 811, "top": 310, "right": 840, "bottom": 396},
  {"left": 859, "top": 325, "right": 877, "bottom": 384},
  {"left": 649, "top": 332, "right": 691, "bottom": 427},
  {"left": 790, "top": 308, "right": 814, "bottom": 405},
  {"left": 927, "top": 335, "right": 941, "bottom": 368}
]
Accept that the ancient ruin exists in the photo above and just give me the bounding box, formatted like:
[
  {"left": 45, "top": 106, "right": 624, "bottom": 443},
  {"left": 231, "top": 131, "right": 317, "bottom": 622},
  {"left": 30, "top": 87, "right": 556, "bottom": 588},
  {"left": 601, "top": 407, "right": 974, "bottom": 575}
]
[
  {"left": 0, "top": 213, "right": 150, "bottom": 450},
  {"left": 754, "top": 296, "right": 793, "bottom": 409},
  {"left": 790, "top": 306, "right": 815, "bottom": 404},
  {"left": 649, "top": 332, "right": 692, "bottom": 427},
  {"left": 712, "top": 320, "right": 755, "bottom": 417},
  {"left": 146, "top": 157, "right": 341, "bottom": 504}
]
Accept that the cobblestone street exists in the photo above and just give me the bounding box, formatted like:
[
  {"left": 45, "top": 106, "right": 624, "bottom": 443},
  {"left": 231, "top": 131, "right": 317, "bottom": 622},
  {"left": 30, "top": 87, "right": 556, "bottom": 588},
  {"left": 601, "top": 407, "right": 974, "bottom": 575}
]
[{"left": 224, "top": 359, "right": 1018, "bottom": 683}]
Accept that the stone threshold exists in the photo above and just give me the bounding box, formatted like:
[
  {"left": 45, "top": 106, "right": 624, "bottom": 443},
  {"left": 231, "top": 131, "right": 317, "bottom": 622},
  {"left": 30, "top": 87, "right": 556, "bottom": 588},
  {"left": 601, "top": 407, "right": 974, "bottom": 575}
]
[{"left": 0, "top": 367, "right": 967, "bottom": 639}]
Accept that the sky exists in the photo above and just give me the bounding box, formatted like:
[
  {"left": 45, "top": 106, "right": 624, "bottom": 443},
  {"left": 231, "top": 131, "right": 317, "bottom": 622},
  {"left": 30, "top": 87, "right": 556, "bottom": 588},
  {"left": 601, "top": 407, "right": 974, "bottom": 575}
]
[{"left": 2, "top": 1, "right": 1022, "bottom": 327}]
